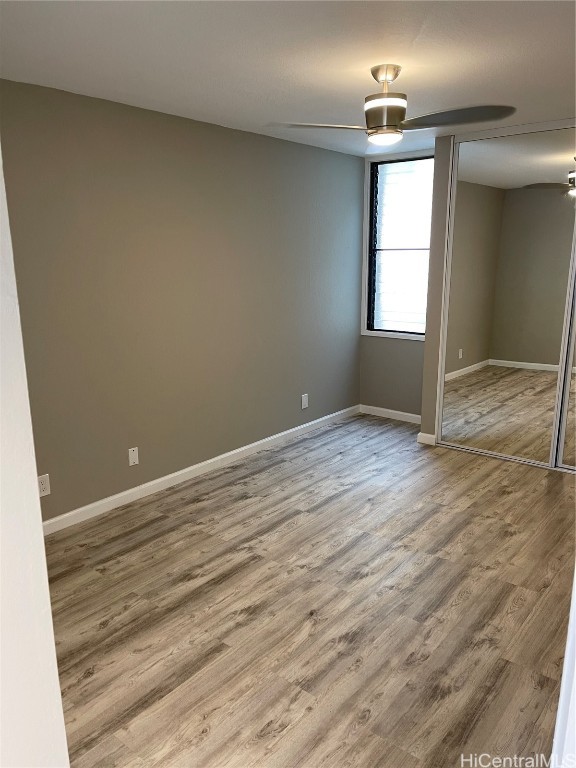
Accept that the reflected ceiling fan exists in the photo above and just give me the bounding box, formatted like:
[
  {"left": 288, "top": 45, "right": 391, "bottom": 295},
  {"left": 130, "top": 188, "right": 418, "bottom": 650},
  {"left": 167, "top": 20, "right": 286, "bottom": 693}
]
[
  {"left": 524, "top": 161, "right": 576, "bottom": 196},
  {"left": 283, "top": 64, "right": 516, "bottom": 146}
]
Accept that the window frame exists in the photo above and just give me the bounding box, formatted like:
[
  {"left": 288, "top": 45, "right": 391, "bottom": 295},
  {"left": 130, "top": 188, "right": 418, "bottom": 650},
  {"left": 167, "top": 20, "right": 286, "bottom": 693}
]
[{"left": 361, "top": 152, "right": 434, "bottom": 341}]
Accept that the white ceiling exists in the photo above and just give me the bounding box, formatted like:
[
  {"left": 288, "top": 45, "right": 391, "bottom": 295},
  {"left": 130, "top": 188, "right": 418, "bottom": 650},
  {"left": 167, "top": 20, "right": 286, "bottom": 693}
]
[
  {"left": 0, "top": 1, "right": 574, "bottom": 158},
  {"left": 458, "top": 128, "right": 576, "bottom": 189}
]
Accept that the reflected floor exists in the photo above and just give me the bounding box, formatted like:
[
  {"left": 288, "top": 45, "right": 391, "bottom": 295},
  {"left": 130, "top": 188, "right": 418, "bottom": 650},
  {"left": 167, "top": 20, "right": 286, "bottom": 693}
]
[
  {"left": 442, "top": 365, "right": 561, "bottom": 463},
  {"left": 563, "top": 373, "right": 575, "bottom": 466}
]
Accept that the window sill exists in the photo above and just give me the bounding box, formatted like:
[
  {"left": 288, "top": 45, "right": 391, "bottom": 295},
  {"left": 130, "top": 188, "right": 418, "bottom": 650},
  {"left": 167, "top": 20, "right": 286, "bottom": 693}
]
[{"left": 361, "top": 330, "right": 426, "bottom": 342}]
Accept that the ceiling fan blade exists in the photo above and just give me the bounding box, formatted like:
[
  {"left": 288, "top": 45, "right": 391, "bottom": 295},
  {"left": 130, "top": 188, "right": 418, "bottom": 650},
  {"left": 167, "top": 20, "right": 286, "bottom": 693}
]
[
  {"left": 401, "top": 105, "right": 516, "bottom": 130},
  {"left": 279, "top": 123, "right": 366, "bottom": 130},
  {"left": 523, "top": 183, "right": 570, "bottom": 189}
]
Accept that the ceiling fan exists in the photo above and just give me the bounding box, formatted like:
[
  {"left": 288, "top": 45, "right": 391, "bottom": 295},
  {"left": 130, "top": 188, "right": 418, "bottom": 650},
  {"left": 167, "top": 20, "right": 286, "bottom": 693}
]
[
  {"left": 283, "top": 64, "right": 516, "bottom": 146},
  {"left": 524, "top": 162, "right": 576, "bottom": 196}
]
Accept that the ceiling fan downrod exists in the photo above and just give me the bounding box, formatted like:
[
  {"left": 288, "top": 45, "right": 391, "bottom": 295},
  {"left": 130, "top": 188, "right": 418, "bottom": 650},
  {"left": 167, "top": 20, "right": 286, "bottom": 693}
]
[{"left": 365, "top": 63, "right": 406, "bottom": 145}]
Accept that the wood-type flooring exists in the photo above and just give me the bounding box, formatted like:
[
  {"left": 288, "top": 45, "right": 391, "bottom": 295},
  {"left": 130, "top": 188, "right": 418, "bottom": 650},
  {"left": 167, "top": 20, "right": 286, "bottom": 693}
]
[{"left": 45, "top": 416, "right": 575, "bottom": 767}]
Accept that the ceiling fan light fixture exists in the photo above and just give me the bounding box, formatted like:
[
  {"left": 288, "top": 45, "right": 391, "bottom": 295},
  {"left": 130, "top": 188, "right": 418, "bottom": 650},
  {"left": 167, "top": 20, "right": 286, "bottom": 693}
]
[
  {"left": 364, "top": 91, "right": 407, "bottom": 136},
  {"left": 367, "top": 129, "right": 404, "bottom": 146},
  {"left": 364, "top": 94, "right": 408, "bottom": 111},
  {"left": 281, "top": 65, "right": 516, "bottom": 147},
  {"left": 568, "top": 170, "right": 576, "bottom": 181}
]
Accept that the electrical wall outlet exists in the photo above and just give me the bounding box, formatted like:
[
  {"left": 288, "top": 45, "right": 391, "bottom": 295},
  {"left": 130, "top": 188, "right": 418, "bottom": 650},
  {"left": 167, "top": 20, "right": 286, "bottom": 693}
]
[
  {"left": 128, "top": 447, "right": 139, "bottom": 466},
  {"left": 38, "top": 474, "right": 50, "bottom": 497},
  {"left": 458, "top": 349, "right": 463, "bottom": 360},
  {"left": 301, "top": 394, "right": 309, "bottom": 409}
]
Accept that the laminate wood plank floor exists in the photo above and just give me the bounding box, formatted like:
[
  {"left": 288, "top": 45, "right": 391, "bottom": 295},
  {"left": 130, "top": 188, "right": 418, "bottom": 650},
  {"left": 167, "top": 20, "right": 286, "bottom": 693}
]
[
  {"left": 45, "top": 416, "right": 575, "bottom": 768},
  {"left": 441, "top": 366, "right": 573, "bottom": 464}
]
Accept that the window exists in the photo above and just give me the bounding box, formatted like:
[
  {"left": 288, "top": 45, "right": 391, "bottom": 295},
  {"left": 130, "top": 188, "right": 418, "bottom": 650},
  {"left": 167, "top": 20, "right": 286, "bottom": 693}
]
[{"left": 366, "top": 157, "right": 434, "bottom": 337}]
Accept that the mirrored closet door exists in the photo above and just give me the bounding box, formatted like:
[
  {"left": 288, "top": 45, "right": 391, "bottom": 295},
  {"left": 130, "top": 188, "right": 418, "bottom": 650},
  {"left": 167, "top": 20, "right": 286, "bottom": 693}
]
[
  {"left": 438, "top": 126, "right": 576, "bottom": 470},
  {"left": 558, "top": 304, "right": 576, "bottom": 469}
]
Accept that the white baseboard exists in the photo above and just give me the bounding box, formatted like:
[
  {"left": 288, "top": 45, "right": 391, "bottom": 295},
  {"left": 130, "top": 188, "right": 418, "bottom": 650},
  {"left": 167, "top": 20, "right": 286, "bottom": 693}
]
[
  {"left": 417, "top": 432, "right": 436, "bottom": 446},
  {"left": 446, "top": 359, "right": 576, "bottom": 378},
  {"left": 359, "top": 404, "right": 421, "bottom": 425},
  {"left": 43, "top": 405, "right": 361, "bottom": 536},
  {"left": 444, "top": 359, "right": 489, "bottom": 381},
  {"left": 489, "top": 358, "right": 560, "bottom": 372},
  {"left": 489, "top": 359, "right": 576, "bottom": 374}
]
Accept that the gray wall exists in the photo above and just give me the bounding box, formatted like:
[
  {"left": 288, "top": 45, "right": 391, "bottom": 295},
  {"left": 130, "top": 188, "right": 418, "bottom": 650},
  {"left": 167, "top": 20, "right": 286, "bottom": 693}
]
[
  {"left": 0, "top": 80, "right": 364, "bottom": 521},
  {"left": 445, "top": 181, "right": 504, "bottom": 374},
  {"left": 359, "top": 336, "right": 424, "bottom": 414},
  {"left": 490, "top": 188, "right": 574, "bottom": 365}
]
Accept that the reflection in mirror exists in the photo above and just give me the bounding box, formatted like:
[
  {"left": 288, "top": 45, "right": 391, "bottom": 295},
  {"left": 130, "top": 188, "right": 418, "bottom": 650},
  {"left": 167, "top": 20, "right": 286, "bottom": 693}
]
[
  {"left": 441, "top": 128, "right": 575, "bottom": 463},
  {"left": 561, "top": 334, "right": 576, "bottom": 467}
]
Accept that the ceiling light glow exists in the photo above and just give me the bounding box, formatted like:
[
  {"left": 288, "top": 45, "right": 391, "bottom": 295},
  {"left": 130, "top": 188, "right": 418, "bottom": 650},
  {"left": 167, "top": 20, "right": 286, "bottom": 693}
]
[
  {"left": 367, "top": 131, "right": 404, "bottom": 146},
  {"left": 364, "top": 96, "right": 408, "bottom": 112}
]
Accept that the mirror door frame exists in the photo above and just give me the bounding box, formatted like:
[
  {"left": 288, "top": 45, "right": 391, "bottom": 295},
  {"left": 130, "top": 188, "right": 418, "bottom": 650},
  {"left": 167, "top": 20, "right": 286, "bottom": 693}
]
[
  {"left": 554, "top": 258, "right": 576, "bottom": 469},
  {"left": 434, "top": 120, "right": 576, "bottom": 472}
]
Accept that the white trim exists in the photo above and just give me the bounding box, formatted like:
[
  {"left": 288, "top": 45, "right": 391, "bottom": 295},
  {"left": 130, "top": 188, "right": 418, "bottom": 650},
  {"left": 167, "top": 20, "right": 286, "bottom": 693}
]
[
  {"left": 359, "top": 404, "right": 421, "bottom": 424},
  {"left": 361, "top": 330, "right": 425, "bottom": 342},
  {"left": 444, "top": 359, "right": 489, "bottom": 381},
  {"left": 489, "top": 358, "right": 576, "bottom": 373},
  {"left": 490, "top": 358, "right": 558, "bottom": 372},
  {"left": 417, "top": 432, "right": 436, "bottom": 446},
  {"left": 42, "top": 406, "right": 360, "bottom": 536}
]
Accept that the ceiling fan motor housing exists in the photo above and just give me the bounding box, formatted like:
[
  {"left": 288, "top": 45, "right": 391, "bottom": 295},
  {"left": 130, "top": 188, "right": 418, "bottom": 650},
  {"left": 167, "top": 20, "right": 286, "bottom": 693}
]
[{"left": 364, "top": 92, "right": 407, "bottom": 132}]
